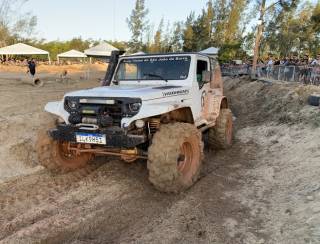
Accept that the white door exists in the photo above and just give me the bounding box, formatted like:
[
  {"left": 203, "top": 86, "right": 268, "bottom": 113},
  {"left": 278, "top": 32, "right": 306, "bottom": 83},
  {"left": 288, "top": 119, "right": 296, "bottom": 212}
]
[{"left": 193, "top": 57, "right": 211, "bottom": 125}]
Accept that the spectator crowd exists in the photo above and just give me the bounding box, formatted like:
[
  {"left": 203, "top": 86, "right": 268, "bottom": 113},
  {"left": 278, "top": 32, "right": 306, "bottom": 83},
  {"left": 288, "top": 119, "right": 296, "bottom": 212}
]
[
  {"left": 221, "top": 54, "right": 320, "bottom": 85},
  {"left": 261, "top": 54, "right": 320, "bottom": 84},
  {"left": 262, "top": 54, "right": 320, "bottom": 67}
]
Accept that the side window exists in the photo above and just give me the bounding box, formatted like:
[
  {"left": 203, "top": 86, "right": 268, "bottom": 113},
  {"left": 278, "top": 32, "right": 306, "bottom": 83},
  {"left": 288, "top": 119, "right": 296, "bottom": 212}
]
[{"left": 197, "top": 60, "right": 208, "bottom": 87}]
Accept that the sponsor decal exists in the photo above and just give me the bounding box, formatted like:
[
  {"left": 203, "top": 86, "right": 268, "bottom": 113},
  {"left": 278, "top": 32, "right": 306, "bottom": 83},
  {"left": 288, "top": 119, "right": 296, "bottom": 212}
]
[
  {"left": 124, "top": 56, "right": 190, "bottom": 63},
  {"left": 162, "top": 89, "right": 190, "bottom": 97}
]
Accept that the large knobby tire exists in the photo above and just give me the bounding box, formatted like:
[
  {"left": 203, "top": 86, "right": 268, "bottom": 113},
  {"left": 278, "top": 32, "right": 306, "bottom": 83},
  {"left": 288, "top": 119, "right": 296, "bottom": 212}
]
[
  {"left": 208, "top": 108, "right": 233, "bottom": 149},
  {"left": 36, "top": 119, "right": 93, "bottom": 173},
  {"left": 147, "top": 123, "right": 203, "bottom": 193}
]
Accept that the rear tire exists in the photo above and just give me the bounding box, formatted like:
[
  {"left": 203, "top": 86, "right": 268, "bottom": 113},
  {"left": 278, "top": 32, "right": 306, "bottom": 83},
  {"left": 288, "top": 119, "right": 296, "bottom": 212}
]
[
  {"left": 208, "top": 108, "right": 233, "bottom": 149},
  {"left": 36, "top": 118, "right": 92, "bottom": 173},
  {"left": 147, "top": 123, "right": 203, "bottom": 193}
]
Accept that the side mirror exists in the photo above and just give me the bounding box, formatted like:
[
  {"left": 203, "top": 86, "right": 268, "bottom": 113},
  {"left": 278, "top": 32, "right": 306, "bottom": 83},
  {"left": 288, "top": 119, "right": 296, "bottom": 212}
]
[{"left": 202, "top": 71, "right": 212, "bottom": 83}]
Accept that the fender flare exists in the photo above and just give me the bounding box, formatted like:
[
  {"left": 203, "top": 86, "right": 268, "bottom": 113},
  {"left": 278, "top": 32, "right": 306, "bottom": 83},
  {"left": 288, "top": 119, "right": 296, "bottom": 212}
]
[
  {"left": 45, "top": 101, "right": 70, "bottom": 123},
  {"left": 212, "top": 96, "right": 229, "bottom": 121}
]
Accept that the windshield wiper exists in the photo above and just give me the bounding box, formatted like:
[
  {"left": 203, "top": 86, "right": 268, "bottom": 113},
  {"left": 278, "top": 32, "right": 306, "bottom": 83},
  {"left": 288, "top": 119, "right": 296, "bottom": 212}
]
[{"left": 144, "top": 73, "right": 168, "bottom": 83}]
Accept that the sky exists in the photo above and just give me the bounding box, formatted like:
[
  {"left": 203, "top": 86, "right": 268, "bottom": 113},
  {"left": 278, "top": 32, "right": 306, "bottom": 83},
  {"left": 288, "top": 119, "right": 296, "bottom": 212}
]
[{"left": 22, "top": 0, "right": 210, "bottom": 42}]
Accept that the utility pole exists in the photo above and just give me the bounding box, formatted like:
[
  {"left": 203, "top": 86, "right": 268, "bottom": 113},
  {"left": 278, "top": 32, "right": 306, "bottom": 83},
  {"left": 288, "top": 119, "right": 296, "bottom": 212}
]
[{"left": 252, "top": 0, "right": 266, "bottom": 78}]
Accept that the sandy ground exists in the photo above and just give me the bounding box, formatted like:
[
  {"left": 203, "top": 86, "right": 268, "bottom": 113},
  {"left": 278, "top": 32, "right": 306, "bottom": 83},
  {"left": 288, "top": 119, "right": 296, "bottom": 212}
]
[
  {"left": 0, "top": 64, "right": 107, "bottom": 83},
  {"left": 0, "top": 74, "right": 319, "bottom": 243},
  {"left": 0, "top": 63, "right": 107, "bottom": 73}
]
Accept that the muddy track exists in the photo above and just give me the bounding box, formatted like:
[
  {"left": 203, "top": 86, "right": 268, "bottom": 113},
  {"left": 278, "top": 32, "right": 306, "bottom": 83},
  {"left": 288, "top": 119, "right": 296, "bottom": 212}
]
[
  {"left": 0, "top": 163, "right": 102, "bottom": 215},
  {"left": 0, "top": 76, "right": 266, "bottom": 243},
  {"left": 0, "top": 139, "right": 262, "bottom": 244},
  {"left": 2, "top": 76, "right": 318, "bottom": 243}
]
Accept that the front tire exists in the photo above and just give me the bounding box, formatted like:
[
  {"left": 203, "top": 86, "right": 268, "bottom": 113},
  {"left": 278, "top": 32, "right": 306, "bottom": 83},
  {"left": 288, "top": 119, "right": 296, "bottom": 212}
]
[
  {"left": 36, "top": 122, "right": 93, "bottom": 173},
  {"left": 147, "top": 123, "right": 203, "bottom": 193}
]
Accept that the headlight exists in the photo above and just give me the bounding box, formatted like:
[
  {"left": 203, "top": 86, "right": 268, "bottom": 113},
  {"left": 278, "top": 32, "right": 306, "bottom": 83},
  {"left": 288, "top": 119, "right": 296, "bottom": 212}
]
[
  {"left": 68, "top": 100, "right": 78, "bottom": 109},
  {"left": 135, "top": 119, "right": 145, "bottom": 128},
  {"left": 65, "top": 98, "right": 78, "bottom": 110},
  {"left": 128, "top": 102, "right": 142, "bottom": 112}
]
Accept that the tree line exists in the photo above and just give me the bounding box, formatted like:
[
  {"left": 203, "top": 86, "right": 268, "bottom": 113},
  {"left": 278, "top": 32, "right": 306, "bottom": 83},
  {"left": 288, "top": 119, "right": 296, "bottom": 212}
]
[
  {"left": 1, "top": 0, "right": 319, "bottom": 62},
  {"left": 127, "top": 0, "right": 320, "bottom": 62}
]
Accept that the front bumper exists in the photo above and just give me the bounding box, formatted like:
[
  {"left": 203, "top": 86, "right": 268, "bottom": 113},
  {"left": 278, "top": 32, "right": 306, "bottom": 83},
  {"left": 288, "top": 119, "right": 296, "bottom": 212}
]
[{"left": 49, "top": 124, "right": 147, "bottom": 148}]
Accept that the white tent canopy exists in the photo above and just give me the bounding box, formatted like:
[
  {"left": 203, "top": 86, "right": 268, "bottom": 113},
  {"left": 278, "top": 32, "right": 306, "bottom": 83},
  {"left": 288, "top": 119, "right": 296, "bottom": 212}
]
[
  {"left": 0, "top": 43, "right": 50, "bottom": 63},
  {"left": 57, "top": 49, "right": 87, "bottom": 63},
  {"left": 57, "top": 49, "right": 87, "bottom": 58},
  {"left": 200, "top": 47, "right": 219, "bottom": 57},
  {"left": 84, "top": 42, "right": 119, "bottom": 58}
]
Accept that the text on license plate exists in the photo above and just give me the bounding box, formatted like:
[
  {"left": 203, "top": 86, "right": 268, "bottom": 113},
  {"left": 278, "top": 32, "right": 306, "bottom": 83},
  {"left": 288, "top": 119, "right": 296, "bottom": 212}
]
[{"left": 75, "top": 133, "right": 106, "bottom": 145}]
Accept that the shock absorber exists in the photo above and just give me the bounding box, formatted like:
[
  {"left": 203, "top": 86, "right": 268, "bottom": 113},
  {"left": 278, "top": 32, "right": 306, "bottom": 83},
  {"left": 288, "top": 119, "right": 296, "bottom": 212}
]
[{"left": 148, "top": 118, "right": 160, "bottom": 134}]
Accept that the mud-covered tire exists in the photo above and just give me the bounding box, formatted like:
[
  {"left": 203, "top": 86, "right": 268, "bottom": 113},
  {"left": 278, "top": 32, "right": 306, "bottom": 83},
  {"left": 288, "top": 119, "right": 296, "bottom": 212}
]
[
  {"left": 36, "top": 118, "right": 92, "bottom": 173},
  {"left": 147, "top": 123, "right": 203, "bottom": 193},
  {"left": 208, "top": 109, "right": 233, "bottom": 149}
]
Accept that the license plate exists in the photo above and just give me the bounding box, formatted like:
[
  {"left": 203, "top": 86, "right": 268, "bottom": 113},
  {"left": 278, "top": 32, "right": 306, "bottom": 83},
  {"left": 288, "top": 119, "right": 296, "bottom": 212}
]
[{"left": 75, "top": 133, "right": 106, "bottom": 145}]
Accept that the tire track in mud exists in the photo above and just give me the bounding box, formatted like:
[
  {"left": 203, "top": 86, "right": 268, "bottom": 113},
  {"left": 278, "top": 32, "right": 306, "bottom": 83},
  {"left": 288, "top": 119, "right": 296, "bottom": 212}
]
[
  {"left": 198, "top": 141, "right": 263, "bottom": 244},
  {"left": 0, "top": 139, "right": 264, "bottom": 244},
  {"left": 0, "top": 162, "right": 103, "bottom": 233},
  {"left": 0, "top": 159, "right": 152, "bottom": 243},
  {"left": 110, "top": 141, "right": 262, "bottom": 244}
]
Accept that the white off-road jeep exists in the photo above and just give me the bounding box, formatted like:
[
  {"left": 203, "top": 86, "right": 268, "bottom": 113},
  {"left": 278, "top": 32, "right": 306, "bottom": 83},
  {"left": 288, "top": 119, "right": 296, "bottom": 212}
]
[{"left": 37, "top": 51, "right": 233, "bottom": 193}]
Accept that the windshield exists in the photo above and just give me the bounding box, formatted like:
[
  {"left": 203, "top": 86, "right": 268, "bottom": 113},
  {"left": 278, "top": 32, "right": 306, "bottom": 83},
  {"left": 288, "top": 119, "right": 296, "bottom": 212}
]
[{"left": 114, "top": 56, "right": 191, "bottom": 81}]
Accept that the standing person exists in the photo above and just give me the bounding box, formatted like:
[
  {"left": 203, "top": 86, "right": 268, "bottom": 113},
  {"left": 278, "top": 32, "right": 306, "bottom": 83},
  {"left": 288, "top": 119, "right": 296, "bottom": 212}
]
[
  {"left": 311, "top": 54, "right": 320, "bottom": 66},
  {"left": 299, "top": 56, "right": 309, "bottom": 84},
  {"left": 258, "top": 58, "right": 265, "bottom": 77},
  {"left": 266, "top": 57, "right": 273, "bottom": 78},
  {"left": 27, "top": 58, "right": 36, "bottom": 77},
  {"left": 310, "top": 54, "right": 320, "bottom": 84}
]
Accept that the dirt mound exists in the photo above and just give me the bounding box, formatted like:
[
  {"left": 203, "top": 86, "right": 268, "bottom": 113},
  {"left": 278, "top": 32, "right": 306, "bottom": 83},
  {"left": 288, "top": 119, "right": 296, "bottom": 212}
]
[
  {"left": 225, "top": 76, "right": 320, "bottom": 244},
  {"left": 224, "top": 76, "right": 320, "bottom": 127}
]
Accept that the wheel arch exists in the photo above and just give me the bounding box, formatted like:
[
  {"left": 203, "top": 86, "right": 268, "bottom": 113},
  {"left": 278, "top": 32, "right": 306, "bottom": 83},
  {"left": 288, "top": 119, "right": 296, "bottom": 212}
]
[
  {"left": 166, "top": 107, "right": 194, "bottom": 124},
  {"left": 220, "top": 96, "right": 229, "bottom": 109}
]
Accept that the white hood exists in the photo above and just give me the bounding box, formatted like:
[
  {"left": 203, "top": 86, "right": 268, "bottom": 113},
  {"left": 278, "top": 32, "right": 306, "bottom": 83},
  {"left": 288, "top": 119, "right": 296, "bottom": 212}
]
[{"left": 64, "top": 85, "right": 191, "bottom": 101}]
